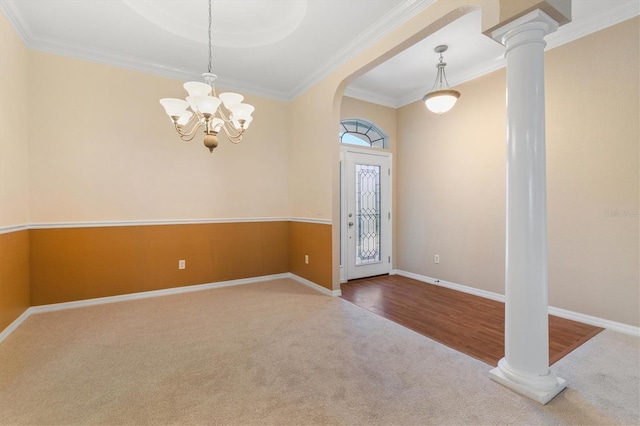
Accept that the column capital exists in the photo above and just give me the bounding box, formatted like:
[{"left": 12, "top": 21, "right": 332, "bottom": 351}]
[{"left": 491, "top": 9, "right": 559, "bottom": 48}]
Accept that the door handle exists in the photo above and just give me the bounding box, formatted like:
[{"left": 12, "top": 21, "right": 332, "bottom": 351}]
[{"left": 348, "top": 221, "right": 354, "bottom": 227}]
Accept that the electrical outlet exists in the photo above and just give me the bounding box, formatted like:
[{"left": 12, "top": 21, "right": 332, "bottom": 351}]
[
  {"left": 304, "top": 255, "right": 309, "bottom": 264},
  {"left": 178, "top": 259, "right": 186, "bottom": 270},
  {"left": 434, "top": 255, "right": 440, "bottom": 264}
]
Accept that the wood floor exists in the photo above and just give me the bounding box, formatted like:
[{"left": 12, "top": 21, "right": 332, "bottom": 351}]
[{"left": 340, "top": 274, "right": 603, "bottom": 366}]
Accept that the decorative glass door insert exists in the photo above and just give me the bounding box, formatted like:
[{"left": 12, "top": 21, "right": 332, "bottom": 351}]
[
  {"left": 355, "top": 164, "right": 381, "bottom": 265},
  {"left": 344, "top": 150, "right": 391, "bottom": 280}
]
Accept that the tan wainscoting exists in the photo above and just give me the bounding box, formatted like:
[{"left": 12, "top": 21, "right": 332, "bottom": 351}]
[
  {"left": 29, "top": 222, "right": 293, "bottom": 306},
  {"left": 288, "top": 221, "right": 332, "bottom": 290},
  {"left": 0, "top": 230, "right": 30, "bottom": 331}
]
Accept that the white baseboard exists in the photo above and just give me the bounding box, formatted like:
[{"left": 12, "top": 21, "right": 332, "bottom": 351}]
[
  {"left": 0, "top": 309, "right": 31, "bottom": 345},
  {"left": 28, "top": 273, "right": 292, "bottom": 316},
  {"left": 547, "top": 306, "right": 640, "bottom": 337},
  {"left": 0, "top": 273, "right": 336, "bottom": 345},
  {"left": 289, "top": 273, "right": 341, "bottom": 297},
  {"left": 393, "top": 269, "right": 505, "bottom": 302},
  {"left": 393, "top": 269, "right": 640, "bottom": 337}
]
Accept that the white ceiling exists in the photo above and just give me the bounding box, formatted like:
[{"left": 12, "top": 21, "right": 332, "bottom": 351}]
[
  {"left": 1, "top": 0, "right": 638, "bottom": 106},
  {"left": 347, "top": 0, "right": 640, "bottom": 107}
]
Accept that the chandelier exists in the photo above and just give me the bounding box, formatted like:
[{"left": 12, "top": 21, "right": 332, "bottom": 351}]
[
  {"left": 159, "top": 0, "right": 255, "bottom": 152},
  {"left": 423, "top": 45, "right": 460, "bottom": 114}
]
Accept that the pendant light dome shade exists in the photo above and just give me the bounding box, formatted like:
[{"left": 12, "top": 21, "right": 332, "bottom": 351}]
[
  {"left": 423, "top": 45, "right": 460, "bottom": 114},
  {"left": 423, "top": 89, "right": 460, "bottom": 114}
]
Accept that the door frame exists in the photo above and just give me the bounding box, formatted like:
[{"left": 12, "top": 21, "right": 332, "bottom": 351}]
[{"left": 340, "top": 145, "right": 393, "bottom": 282}]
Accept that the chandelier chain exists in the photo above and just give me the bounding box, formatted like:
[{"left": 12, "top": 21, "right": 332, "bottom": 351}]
[{"left": 208, "top": 0, "right": 212, "bottom": 73}]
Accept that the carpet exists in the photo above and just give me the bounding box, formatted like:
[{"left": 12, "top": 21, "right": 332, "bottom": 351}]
[{"left": 0, "top": 278, "right": 637, "bottom": 424}]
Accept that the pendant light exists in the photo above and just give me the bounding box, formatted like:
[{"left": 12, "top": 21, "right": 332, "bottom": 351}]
[{"left": 423, "top": 45, "right": 460, "bottom": 114}]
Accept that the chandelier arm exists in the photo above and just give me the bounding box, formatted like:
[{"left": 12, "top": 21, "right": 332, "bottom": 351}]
[
  {"left": 210, "top": 105, "right": 239, "bottom": 136},
  {"left": 179, "top": 133, "right": 200, "bottom": 142},
  {"left": 225, "top": 121, "right": 246, "bottom": 139},
  {"left": 178, "top": 115, "right": 201, "bottom": 134},
  {"left": 174, "top": 119, "right": 204, "bottom": 141},
  {"left": 219, "top": 122, "right": 245, "bottom": 143},
  {"left": 216, "top": 108, "right": 250, "bottom": 137},
  {"left": 216, "top": 106, "right": 234, "bottom": 125},
  {"left": 178, "top": 129, "right": 202, "bottom": 141},
  {"left": 216, "top": 108, "right": 248, "bottom": 139}
]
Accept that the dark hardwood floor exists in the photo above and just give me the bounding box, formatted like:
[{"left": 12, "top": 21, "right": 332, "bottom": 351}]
[{"left": 340, "top": 274, "right": 603, "bottom": 366}]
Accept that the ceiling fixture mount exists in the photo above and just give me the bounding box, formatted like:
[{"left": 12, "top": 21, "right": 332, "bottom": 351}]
[
  {"left": 159, "top": 0, "right": 254, "bottom": 153},
  {"left": 423, "top": 45, "right": 460, "bottom": 114}
]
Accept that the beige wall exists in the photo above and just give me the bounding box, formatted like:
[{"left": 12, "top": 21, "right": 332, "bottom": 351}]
[
  {"left": 396, "top": 17, "right": 639, "bottom": 326},
  {"left": 288, "top": 0, "right": 485, "bottom": 288},
  {"left": 545, "top": 17, "right": 638, "bottom": 324},
  {"left": 0, "top": 12, "right": 29, "bottom": 227},
  {"left": 340, "top": 96, "right": 398, "bottom": 267},
  {"left": 396, "top": 70, "right": 507, "bottom": 294},
  {"left": 340, "top": 96, "right": 397, "bottom": 152},
  {"left": 0, "top": 13, "right": 31, "bottom": 330},
  {"left": 28, "top": 51, "right": 290, "bottom": 223},
  {"left": 287, "top": 87, "right": 335, "bottom": 221}
]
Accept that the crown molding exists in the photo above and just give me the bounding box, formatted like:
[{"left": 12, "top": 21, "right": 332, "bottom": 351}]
[
  {"left": 343, "top": 86, "right": 399, "bottom": 109},
  {"left": 0, "top": 0, "right": 432, "bottom": 103},
  {"left": 545, "top": 0, "right": 639, "bottom": 50},
  {"left": 286, "top": 0, "right": 436, "bottom": 100},
  {"left": 0, "top": 0, "right": 30, "bottom": 45},
  {"left": 0, "top": 2, "right": 290, "bottom": 102},
  {"left": 28, "top": 36, "right": 201, "bottom": 80},
  {"left": 26, "top": 36, "right": 290, "bottom": 102},
  {"left": 352, "top": 2, "right": 640, "bottom": 109},
  {"left": 2, "top": 0, "right": 637, "bottom": 105}
]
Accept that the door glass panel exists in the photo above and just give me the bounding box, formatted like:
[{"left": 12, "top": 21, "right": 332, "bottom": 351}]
[{"left": 355, "top": 164, "right": 381, "bottom": 265}]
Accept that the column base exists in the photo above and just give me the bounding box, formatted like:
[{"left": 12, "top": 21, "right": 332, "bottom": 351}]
[{"left": 489, "top": 358, "right": 566, "bottom": 404}]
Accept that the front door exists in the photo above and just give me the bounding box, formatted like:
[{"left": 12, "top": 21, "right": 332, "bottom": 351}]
[{"left": 344, "top": 150, "right": 391, "bottom": 280}]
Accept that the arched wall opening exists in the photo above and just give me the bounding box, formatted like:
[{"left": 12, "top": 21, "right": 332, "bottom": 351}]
[{"left": 329, "top": 2, "right": 486, "bottom": 290}]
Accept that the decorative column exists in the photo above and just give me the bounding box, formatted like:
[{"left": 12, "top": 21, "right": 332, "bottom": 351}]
[{"left": 488, "top": 10, "right": 565, "bottom": 405}]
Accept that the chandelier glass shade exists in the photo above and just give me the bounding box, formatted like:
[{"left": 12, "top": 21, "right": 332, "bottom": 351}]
[
  {"left": 159, "top": 0, "right": 254, "bottom": 152},
  {"left": 423, "top": 45, "right": 460, "bottom": 114}
]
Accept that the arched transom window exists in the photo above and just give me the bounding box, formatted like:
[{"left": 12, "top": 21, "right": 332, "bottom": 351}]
[{"left": 340, "top": 118, "right": 388, "bottom": 149}]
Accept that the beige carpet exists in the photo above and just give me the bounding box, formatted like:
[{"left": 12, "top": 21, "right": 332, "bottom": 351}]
[{"left": 0, "top": 278, "right": 638, "bottom": 425}]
